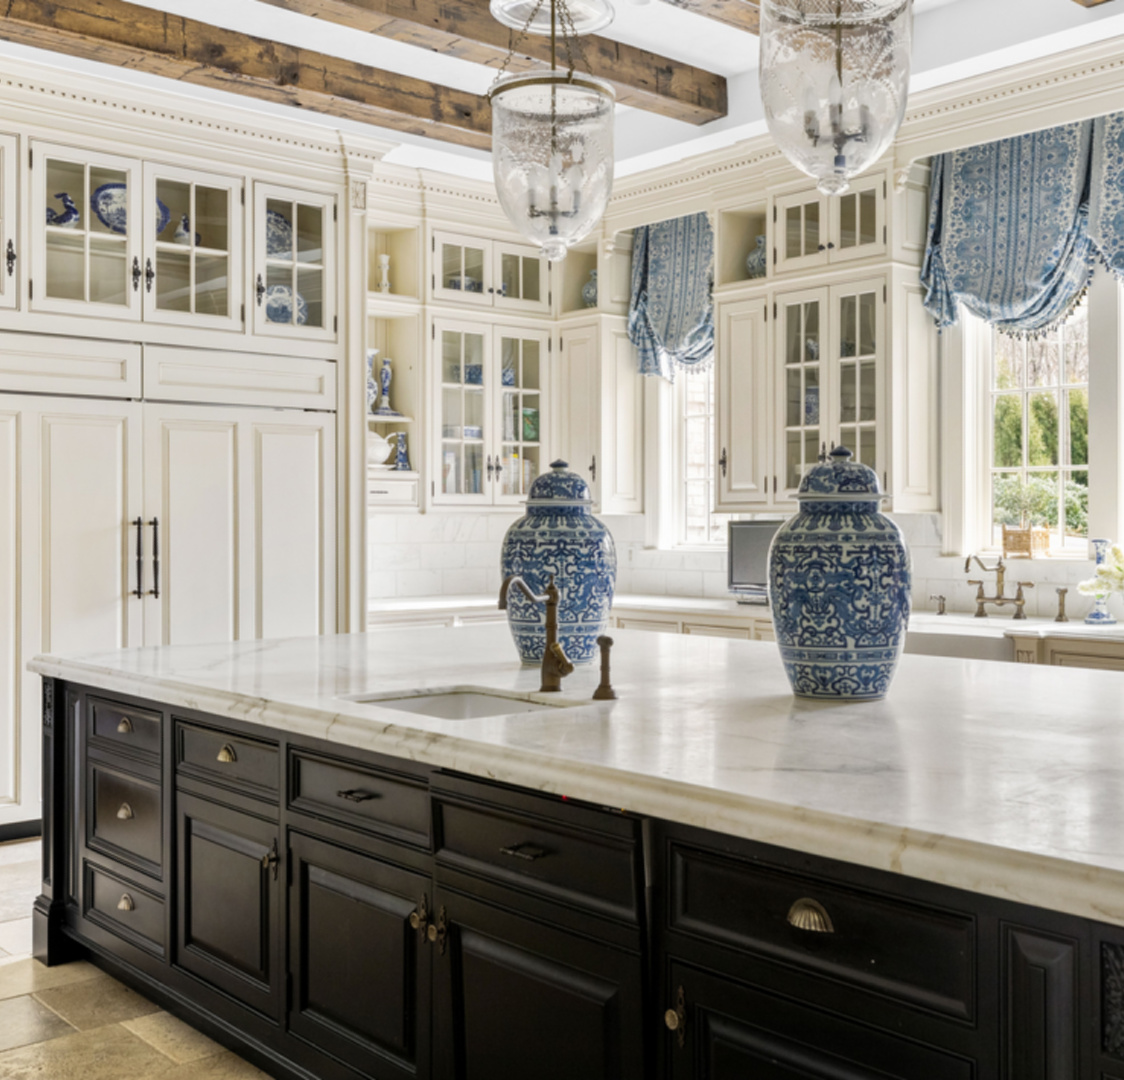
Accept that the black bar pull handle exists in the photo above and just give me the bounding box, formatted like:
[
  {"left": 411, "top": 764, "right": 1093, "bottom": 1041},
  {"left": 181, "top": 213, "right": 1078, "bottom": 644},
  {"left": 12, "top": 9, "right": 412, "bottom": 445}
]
[
  {"left": 132, "top": 517, "right": 144, "bottom": 598},
  {"left": 147, "top": 518, "right": 160, "bottom": 599}
]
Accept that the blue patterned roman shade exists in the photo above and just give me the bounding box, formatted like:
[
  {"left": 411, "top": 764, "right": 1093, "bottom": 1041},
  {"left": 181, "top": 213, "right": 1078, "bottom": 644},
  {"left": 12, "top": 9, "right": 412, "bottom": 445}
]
[
  {"left": 1091, "top": 113, "right": 1124, "bottom": 277},
  {"left": 628, "top": 212, "right": 715, "bottom": 380},
  {"left": 921, "top": 122, "right": 1096, "bottom": 336}
]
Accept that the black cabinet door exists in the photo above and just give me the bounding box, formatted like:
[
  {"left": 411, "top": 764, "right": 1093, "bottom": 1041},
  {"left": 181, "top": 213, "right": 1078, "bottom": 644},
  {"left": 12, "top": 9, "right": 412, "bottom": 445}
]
[
  {"left": 175, "top": 791, "right": 282, "bottom": 1019},
  {"left": 288, "top": 831, "right": 432, "bottom": 1080},
  {"left": 663, "top": 961, "right": 975, "bottom": 1080},
  {"left": 431, "top": 888, "right": 647, "bottom": 1080}
]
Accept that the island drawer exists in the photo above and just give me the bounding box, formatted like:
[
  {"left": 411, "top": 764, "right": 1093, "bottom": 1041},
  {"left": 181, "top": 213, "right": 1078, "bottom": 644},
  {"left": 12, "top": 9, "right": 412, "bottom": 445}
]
[
  {"left": 84, "top": 862, "right": 166, "bottom": 955},
  {"left": 176, "top": 722, "right": 278, "bottom": 799},
  {"left": 288, "top": 750, "right": 430, "bottom": 847},
  {"left": 668, "top": 841, "right": 976, "bottom": 1021},
  {"left": 87, "top": 762, "right": 163, "bottom": 878},
  {"left": 433, "top": 777, "right": 640, "bottom": 923},
  {"left": 88, "top": 696, "right": 162, "bottom": 760}
]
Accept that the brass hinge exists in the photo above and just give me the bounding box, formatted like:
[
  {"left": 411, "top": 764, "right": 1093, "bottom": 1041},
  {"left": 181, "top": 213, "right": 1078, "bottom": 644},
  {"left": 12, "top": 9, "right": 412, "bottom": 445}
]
[
  {"left": 334, "top": 315, "right": 338, "bottom": 333},
  {"left": 240, "top": 303, "right": 245, "bottom": 323},
  {"left": 548, "top": 290, "right": 552, "bottom": 306},
  {"left": 28, "top": 148, "right": 32, "bottom": 168},
  {"left": 773, "top": 205, "right": 777, "bottom": 222},
  {"left": 431, "top": 236, "right": 435, "bottom": 252},
  {"left": 773, "top": 302, "right": 778, "bottom": 321},
  {"left": 883, "top": 226, "right": 887, "bottom": 244},
  {"left": 28, "top": 279, "right": 32, "bottom": 300},
  {"left": 431, "top": 324, "right": 435, "bottom": 340},
  {"left": 884, "top": 284, "right": 888, "bottom": 302},
  {"left": 240, "top": 189, "right": 245, "bottom": 205},
  {"left": 884, "top": 180, "right": 888, "bottom": 198},
  {"left": 333, "top": 204, "right": 337, "bottom": 222}
]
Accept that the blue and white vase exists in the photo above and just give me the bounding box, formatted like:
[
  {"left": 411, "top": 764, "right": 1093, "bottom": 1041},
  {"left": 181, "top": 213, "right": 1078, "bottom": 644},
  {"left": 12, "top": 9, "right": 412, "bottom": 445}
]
[
  {"left": 394, "top": 432, "right": 411, "bottom": 472},
  {"left": 581, "top": 269, "right": 598, "bottom": 308},
  {"left": 365, "top": 349, "right": 380, "bottom": 413},
  {"left": 1085, "top": 538, "right": 1117, "bottom": 625},
  {"left": 768, "top": 446, "right": 911, "bottom": 700},
  {"left": 500, "top": 461, "right": 616, "bottom": 665},
  {"left": 745, "top": 234, "right": 768, "bottom": 279}
]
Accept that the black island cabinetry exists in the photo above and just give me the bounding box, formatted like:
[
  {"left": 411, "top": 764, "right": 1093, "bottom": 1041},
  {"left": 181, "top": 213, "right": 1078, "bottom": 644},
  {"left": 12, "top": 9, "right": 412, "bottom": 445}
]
[{"left": 33, "top": 677, "right": 1124, "bottom": 1079}]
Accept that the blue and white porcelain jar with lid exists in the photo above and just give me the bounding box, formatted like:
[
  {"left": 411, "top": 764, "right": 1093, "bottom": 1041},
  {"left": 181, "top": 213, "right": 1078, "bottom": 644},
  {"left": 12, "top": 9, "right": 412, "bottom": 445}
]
[
  {"left": 768, "top": 446, "right": 911, "bottom": 700},
  {"left": 500, "top": 461, "right": 616, "bottom": 664}
]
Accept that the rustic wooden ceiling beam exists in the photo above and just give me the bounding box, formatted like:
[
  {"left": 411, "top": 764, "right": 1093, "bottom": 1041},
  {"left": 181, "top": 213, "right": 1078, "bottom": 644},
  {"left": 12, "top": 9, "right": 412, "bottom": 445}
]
[
  {"left": 0, "top": 0, "right": 492, "bottom": 149},
  {"left": 661, "top": 0, "right": 760, "bottom": 36},
  {"left": 256, "top": 0, "right": 728, "bottom": 125}
]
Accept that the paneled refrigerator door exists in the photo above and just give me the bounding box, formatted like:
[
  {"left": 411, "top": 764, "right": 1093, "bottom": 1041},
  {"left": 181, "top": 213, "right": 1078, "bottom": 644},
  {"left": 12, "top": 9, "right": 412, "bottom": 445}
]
[
  {"left": 0, "top": 134, "right": 19, "bottom": 311},
  {"left": 30, "top": 142, "right": 142, "bottom": 320},
  {"left": 493, "top": 326, "right": 550, "bottom": 505},
  {"left": 5, "top": 394, "right": 143, "bottom": 829},
  {"left": 252, "top": 183, "right": 337, "bottom": 342},
  {"left": 143, "top": 163, "right": 244, "bottom": 332}
]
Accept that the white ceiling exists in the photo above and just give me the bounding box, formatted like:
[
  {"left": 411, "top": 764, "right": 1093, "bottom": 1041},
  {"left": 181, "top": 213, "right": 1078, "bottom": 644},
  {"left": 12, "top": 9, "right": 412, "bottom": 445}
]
[{"left": 1, "top": 0, "right": 1123, "bottom": 182}]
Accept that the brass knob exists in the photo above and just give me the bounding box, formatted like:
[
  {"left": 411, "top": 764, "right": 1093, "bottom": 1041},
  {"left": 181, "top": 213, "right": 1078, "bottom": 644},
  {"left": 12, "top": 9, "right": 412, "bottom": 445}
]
[
  {"left": 427, "top": 923, "right": 438, "bottom": 943},
  {"left": 663, "top": 1008, "right": 680, "bottom": 1032},
  {"left": 787, "top": 897, "right": 835, "bottom": 934},
  {"left": 116, "top": 716, "right": 134, "bottom": 734},
  {"left": 665, "top": 985, "right": 687, "bottom": 1048},
  {"left": 117, "top": 894, "right": 135, "bottom": 912},
  {"left": 409, "top": 911, "right": 421, "bottom": 930},
  {"left": 116, "top": 803, "right": 134, "bottom": 820},
  {"left": 216, "top": 744, "right": 237, "bottom": 764}
]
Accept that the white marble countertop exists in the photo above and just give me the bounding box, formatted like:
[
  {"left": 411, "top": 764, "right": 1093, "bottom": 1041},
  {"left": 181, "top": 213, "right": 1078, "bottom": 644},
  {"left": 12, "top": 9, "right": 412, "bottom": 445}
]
[{"left": 30, "top": 627, "right": 1124, "bottom": 927}]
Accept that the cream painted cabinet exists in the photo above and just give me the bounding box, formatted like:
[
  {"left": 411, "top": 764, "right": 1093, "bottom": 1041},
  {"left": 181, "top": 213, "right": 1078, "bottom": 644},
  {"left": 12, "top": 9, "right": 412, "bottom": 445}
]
[
  {"left": 252, "top": 182, "right": 337, "bottom": 342},
  {"left": 1, "top": 394, "right": 144, "bottom": 829},
  {"left": 715, "top": 297, "right": 770, "bottom": 510},
  {"left": 432, "top": 318, "right": 550, "bottom": 507},
  {"left": 431, "top": 230, "right": 550, "bottom": 315},
  {"left": 142, "top": 404, "right": 336, "bottom": 645},
  {"left": 773, "top": 174, "right": 886, "bottom": 276},
  {"left": 0, "top": 391, "right": 335, "bottom": 828},
  {"left": 556, "top": 316, "right": 644, "bottom": 514}
]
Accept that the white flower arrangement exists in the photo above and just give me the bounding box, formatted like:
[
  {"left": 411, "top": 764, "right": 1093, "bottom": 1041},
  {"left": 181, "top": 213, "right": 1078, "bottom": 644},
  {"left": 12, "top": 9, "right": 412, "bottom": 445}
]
[{"left": 1077, "top": 543, "right": 1124, "bottom": 597}]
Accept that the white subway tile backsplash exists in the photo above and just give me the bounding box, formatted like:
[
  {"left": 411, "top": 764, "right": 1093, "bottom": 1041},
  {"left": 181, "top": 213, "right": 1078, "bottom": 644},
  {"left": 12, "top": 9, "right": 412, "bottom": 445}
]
[
  {"left": 665, "top": 570, "right": 704, "bottom": 597},
  {"left": 447, "top": 568, "right": 488, "bottom": 595},
  {"left": 487, "top": 514, "right": 522, "bottom": 542},
  {"left": 367, "top": 571, "right": 398, "bottom": 600},
  {"left": 367, "top": 512, "right": 399, "bottom": 545},
  {"left": 631, "top": 569, "right": 667, "bottom": 595},
  {"left": 420, "top": 544, "right": 465, "bottom": 570},
  {"left": 464, "top": 542, "right": 499, "bottom": 570},
  {"left": 372, "top": 545, "right": 423, "bottom": 572},
  {"left": 702, "top": 571, "right": 729, "bottom": 599},
  {"left": 396, "top": 569, "right": 445, "bottom": 596}
]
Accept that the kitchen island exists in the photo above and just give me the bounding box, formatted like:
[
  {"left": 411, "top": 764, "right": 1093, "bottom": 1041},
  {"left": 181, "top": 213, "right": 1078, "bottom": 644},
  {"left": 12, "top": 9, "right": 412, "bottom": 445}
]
[{"left": 28, "top": 626, "right": 1124, "bottom": 1079}]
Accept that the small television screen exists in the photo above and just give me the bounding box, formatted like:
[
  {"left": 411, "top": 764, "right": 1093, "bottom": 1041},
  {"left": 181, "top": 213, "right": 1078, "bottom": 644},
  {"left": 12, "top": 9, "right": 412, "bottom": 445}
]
[{"left": 728, "top": 520, "right": 784, "bottom": 604}]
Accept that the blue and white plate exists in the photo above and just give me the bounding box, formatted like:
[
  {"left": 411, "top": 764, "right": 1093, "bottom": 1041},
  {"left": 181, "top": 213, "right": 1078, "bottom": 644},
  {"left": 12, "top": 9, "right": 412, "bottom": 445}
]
[
  {"left": 264, "top": 284, "right": 308, "bottom": 325},
  {"left": 266, "top": 209, "right": 293, "bottom": 258},
  {"left": 465, "top": 364, "right": 483, "bottom": 385},
  {"left": 90, "top": 183, "right": 170, "bottom": 235},
  {"left": 463, "top": 425, "right": 483, "bottom": 439}
]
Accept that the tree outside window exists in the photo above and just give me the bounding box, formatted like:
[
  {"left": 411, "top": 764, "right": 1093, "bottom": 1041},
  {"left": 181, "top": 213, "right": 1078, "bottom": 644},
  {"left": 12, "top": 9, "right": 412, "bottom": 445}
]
[{"left": 990, "top": 300, "right": 1089, "bottom": 551}]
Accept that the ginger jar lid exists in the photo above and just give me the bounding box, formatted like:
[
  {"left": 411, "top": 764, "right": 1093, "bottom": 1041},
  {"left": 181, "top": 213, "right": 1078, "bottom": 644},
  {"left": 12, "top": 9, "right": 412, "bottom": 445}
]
[
  {"left": 527, "top": 460, "right": 593, "bottom": 507},
  {"left": 797, "top": 446, "right": 885, "bottom": 501}
]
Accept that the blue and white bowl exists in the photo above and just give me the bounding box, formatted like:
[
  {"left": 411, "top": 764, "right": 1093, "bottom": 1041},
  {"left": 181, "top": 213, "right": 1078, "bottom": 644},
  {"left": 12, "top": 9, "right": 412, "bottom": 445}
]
[
  {"left": 501, "top": 461, "right": 616, "bottom": 665},
  {"left": 768, "top": 446, "right": 910, "bottom": 700},
  {"left": 89, "top": 183, "right": 170, "bottom": 235},
  {"left": 264, "top": 284, "right": 308, "bottom": 325}
]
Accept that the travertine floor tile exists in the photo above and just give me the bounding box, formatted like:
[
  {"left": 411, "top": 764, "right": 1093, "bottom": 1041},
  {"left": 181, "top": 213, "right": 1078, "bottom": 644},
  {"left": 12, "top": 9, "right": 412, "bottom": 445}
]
[
  {"left": 0, "top": 861, "right": 41, "bottom": 922},
  {"left": 158, "top": 1048, "right": 275, "bottom": 1079},
  {"left": 34, "top": 972, "right": 160, "bottom": 1030},
  {"left": 0, "top": 917, "right": 33, "bottom": 957},
  {"left": 0, "top": 1021, "right": 173, "bottom": 1080},
  {"left": 123, "top": 1009, "right": 223, "bottom": 1064},
  {"left": 0, "top": 958, "right": 101, "bottom": 1002},
  {"left": 0, "top": 840, "right": 40, "bottom": 868},
  {"left": 0, "top": 993, "right": 76, "bottom": 1053}
]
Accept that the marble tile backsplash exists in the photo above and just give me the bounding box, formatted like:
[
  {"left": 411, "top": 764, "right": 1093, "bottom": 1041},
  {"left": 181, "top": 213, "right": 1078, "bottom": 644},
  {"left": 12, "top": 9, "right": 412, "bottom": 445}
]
[{"left": 369, "top": 509, "right": 1104, "bottom": 621}]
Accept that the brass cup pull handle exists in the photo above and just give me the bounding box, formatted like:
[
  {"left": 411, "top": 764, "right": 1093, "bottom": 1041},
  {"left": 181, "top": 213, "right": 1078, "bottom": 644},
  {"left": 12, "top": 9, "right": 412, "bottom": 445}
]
[
  {"left": 216, "top": 744, "right": 237, "bottom": 764},
  {"left": 499, "top": 842, "right": 547, "bottom": 862},
  {"left": 117, "top": 894, "right": 135, "bottom": 912},
  {"left": 337, "top": 788, "right": 378, "bottom": 803},
  {"left": 665, "top": 985, "right": 687, "bottom": 1048},
  {"left": 787, "top": 897, "right": 835, "bottom": 934},
  {"left": 116, "top": 803, "right": 134, "bottom": 821},
  {"left": 116, "top": 716, "right": 134, "bottom": 734}
]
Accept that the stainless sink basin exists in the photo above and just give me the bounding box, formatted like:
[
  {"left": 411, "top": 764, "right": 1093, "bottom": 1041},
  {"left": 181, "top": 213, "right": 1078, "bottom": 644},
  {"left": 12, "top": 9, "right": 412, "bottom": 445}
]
[{"left": 345, "top": 687, "right": 584, "bottom": 720}]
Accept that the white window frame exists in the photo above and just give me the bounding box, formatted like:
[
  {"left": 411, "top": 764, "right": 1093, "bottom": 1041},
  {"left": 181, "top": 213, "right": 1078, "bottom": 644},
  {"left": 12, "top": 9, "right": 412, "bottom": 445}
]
[
  {"left": 949, "top": 272, "right": 1124, "bottom": 558},
  {"left": 675, "top": 364, "right": 728, "bottom": 546}
]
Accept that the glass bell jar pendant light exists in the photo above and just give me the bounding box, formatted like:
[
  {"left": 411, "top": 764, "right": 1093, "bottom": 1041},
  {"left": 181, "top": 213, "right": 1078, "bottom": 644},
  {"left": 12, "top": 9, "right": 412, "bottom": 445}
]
[
  {"left": 759, "top": 0, "right": 913, "bottom": 196},
  {"left": 488, "top": 0, "right": 616, "bottom": 261}
]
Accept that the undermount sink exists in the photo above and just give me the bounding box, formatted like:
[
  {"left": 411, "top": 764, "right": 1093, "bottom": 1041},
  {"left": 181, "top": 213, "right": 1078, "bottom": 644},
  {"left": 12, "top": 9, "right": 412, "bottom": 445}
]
[{"left": 345, "top": 686, "right": 584, "bottom": 720}]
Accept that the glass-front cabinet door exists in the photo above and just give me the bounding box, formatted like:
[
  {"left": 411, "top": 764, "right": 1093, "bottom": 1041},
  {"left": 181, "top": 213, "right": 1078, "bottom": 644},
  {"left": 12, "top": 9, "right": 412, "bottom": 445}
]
[
  {"left": 494, "top": 242, "right": 550, "bottom": 315},
  {"left": 31, "top": 142, "right": 141, "bottom": 320},
  {"left": 778, "top": 288, "right": 826, "bottom": 500},
  {"left": 143, "top": 164, "right": 243, "bottom": 331},
  {"left": 432, "top": 319, "right": 550, "bottom": 507},
  {"left": 253, "top": 183, "right": 336, "bottom": 341},
  {"left": 829, "top": 176, "right": 886, "bottom": 264},
  {"left": 0, "top": 134, "right": 18, "bottom": 311},
  {"left": 433, "top": 231, "right": 491, "bottom": 307},
  {"left": 831, "top": 278, "right": 885, "bottom": 479},
  {"left": 774, "top": 190, "right": 827, "bottom": 275},
  {"left": 437, "top": 323, "right": 489, "bottom": 503},
  {"left": 495, "top": 328, "right": 546, "bottom": 503}
]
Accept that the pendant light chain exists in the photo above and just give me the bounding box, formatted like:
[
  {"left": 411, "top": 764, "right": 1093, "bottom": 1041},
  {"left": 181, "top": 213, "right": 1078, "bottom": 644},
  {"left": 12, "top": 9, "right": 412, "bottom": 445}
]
[
  {"left": 496, "top": 0, "right": 546, "bottom": 80},
  {"left": 493, "top": 0, "right": 592, "bottom": 81}
]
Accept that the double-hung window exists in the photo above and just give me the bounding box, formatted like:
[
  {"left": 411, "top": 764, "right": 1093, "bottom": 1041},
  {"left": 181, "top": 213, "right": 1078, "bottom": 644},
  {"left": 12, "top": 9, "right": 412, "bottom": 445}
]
[{"left": 678, "top": 367, "right": 732, "bottom": 544}]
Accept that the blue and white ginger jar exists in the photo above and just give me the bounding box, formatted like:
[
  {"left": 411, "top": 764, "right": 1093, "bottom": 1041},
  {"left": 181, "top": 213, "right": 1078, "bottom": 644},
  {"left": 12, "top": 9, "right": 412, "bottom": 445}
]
[
  {"left": 500, "top": 461, "right": 616, "bottom": 665},
  {"left": 745, "top": 234, "right": 768, "bottom": 279},
  {"left": 581, "top": 269, "right": 598, "bottom": 308},
  {"left": 768, "top": 446, "right": 911, "bottom": 700}
]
